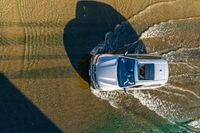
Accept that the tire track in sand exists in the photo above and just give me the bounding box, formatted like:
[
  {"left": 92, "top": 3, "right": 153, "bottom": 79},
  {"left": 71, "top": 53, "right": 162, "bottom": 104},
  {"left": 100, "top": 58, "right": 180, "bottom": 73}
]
[{"left": 15, "top": 0, "right": 64, "bottom": 80}]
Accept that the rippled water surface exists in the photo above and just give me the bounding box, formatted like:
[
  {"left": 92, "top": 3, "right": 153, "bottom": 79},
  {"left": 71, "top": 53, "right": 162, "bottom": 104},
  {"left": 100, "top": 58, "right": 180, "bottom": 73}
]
[
  {"left": 0, "top": 0, "right": 200, "bottom": 132},
  {"left": 91, "top": 19, "right": 200, "bottom": 132}
]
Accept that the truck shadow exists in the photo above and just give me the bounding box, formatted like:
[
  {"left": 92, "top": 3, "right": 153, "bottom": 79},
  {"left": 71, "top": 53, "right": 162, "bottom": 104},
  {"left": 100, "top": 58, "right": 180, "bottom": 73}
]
[
  {"left": 0, "top": 73, "right": 61, "bottom": 133},
  {"left": 63, "top": 1, "right": 146, "bottom": 82}
]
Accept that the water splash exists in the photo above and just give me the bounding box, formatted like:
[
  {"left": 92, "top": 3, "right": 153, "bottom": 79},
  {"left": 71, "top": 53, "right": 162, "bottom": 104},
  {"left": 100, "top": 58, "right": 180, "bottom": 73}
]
[
  {"left": 166, "top": 84, "right": 200, "bottom": 99},
  {"left": 90, "top": 20, "right": 200, "bottom": 131},
  {"left": 90, "top": 22, "right": 146, "bottom": 55}
]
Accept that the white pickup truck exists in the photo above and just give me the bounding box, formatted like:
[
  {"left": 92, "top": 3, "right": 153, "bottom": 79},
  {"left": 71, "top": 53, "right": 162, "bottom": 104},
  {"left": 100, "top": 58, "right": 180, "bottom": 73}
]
[{"left": 89, "top": 53, "right": 169, "bottom": 91}]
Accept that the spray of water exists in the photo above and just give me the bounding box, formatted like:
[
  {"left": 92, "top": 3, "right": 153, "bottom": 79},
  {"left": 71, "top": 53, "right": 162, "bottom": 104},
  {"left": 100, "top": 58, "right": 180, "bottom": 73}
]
[{"left": 90, "top": 20, "right": 200, "bottom": 131}]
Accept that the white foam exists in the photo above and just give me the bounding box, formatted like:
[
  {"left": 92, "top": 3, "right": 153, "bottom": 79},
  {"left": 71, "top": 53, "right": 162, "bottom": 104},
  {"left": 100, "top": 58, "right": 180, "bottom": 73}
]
[{"left": 127, "top": 90, "right": 184, "bottom": 122}]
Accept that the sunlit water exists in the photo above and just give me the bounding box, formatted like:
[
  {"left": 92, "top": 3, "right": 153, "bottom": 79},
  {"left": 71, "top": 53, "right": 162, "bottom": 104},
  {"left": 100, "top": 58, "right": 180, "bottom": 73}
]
[{"left": 90, "top": 21, "right": 200, "bottom": 132}]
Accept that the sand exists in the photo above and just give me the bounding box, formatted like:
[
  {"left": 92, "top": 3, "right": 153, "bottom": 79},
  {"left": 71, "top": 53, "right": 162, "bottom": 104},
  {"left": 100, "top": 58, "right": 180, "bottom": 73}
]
[{"left": 0, "top": 0, "right": 200, "bottom": 132}]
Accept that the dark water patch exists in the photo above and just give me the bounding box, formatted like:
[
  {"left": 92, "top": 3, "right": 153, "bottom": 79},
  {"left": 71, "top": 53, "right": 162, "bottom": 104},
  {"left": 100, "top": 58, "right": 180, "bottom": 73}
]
[
  {"left": 0, "top": 73, "right": 61, "bottom": 132},
  {"left": 9, "top": 66, "right": 75, "bottom": 79}
]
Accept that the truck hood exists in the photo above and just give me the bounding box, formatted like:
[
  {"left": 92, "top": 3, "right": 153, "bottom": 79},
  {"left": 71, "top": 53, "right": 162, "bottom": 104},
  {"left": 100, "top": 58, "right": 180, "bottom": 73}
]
[{"left": 96, "top": 55, "right": 119, "bottom": 87}]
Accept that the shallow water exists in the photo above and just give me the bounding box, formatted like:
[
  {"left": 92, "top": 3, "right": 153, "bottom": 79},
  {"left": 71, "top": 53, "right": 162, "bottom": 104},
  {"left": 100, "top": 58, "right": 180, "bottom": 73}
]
[
  {"left": 0, "top": 0, "right": 200, "bottom": 132},
  {"left": 90, "top": 15, "right": 200, "bottom": 132}
]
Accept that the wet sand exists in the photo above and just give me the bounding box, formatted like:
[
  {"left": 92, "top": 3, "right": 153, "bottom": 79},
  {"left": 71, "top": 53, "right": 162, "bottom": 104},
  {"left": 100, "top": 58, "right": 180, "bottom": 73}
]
[{"left": 0, "top": 0, "right": 200, "bottom": 132}]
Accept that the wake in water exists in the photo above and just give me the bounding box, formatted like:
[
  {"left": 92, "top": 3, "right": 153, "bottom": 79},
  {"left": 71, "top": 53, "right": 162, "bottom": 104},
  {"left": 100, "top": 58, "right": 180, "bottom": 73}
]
[
  {"left": 90, "top": 22, "right": 146, "bottom": 55},
  {"left": 90, "top": 20, "right": 200, "bottom": 132}
]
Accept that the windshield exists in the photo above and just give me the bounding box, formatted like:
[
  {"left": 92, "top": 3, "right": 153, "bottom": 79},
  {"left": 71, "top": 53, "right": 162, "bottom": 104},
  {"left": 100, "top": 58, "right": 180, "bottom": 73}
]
[{"left": 118, "top": 57, "right": 135, "bottom": 87}]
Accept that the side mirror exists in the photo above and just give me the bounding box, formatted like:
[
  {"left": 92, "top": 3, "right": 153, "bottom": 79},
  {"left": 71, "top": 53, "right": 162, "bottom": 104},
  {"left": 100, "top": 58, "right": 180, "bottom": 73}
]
[{"left": 124, "top": 51, "right": 128, "bottom": 56}]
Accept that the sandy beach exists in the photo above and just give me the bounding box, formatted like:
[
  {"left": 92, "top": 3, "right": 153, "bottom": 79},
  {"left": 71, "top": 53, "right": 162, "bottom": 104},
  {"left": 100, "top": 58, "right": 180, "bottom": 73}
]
[{"left": 0, "top": 0, "right": 200, "bottom": 132}]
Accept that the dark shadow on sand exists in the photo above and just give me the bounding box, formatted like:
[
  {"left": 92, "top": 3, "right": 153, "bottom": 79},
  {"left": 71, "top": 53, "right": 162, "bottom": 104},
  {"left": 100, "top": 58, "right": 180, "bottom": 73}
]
[
  {"left": 63, "top": 1, "right": 146, "bottom": 82},
  {"left": 0, "top": 73, "right": 61, "bottom": 133}
]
